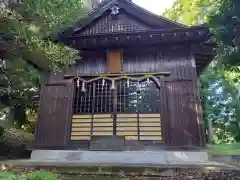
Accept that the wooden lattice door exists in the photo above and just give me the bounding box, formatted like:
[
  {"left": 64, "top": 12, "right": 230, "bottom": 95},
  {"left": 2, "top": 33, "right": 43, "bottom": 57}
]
[{"left": 71, "top": 78, "right": 163, "bottom": 142}]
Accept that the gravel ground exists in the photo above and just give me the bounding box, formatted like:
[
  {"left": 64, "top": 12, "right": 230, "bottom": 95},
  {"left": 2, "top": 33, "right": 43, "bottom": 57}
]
[{"left": 63, "top": 170, "right": 240, "bottom": 180}]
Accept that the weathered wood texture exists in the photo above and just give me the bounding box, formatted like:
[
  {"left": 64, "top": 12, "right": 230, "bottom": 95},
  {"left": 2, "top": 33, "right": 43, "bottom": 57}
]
[
  {"left": 68, "top": 47, "right": 196, "bottom": 77},
  {"left": 66, "top": 47, "right": 205, "bottom": 147},
  {"left": 71, "top": 113, "right": 162, "bottom": 142},
  {"left": 164, "top": 80, "right": 204, "bottom": 147},
  {"left": 68, "top": 50, "right": 106, "bottom": 74},
  {"left": 74, "top": 11, "right": 153, "bottom": 35},
  {"left": 107, "top": 49, "right": 122, "bottom": 73},
  {"left": 122, "top": 47, "right": 196, "bottom": 79},
  {"left": 33, "top": 72, "right": 75, "bottom": 149}
]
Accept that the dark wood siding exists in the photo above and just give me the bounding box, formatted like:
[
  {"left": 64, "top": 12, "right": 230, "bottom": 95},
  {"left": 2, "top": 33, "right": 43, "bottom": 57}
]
[
  {"left": 165, "top": 80, "right": 204, "bottom": 147},
  {"left": 33, "top": 72, "right": 74, "bottom": 149},
  {"left": 122, "top": 47, "right": 196, "bottom": 79},
  {"left": 74, "top": 11, "right": 152, "bottom": 35},
  {"left": 68, "top": 50, "right": 107, "bottom": 74},
  {"left": 64, "top": 46, "right": 205, "bottom": 147}
]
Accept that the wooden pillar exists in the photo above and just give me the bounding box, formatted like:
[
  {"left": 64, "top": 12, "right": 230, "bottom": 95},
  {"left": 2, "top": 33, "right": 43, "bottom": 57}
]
[{"left": 106, "top": 49, "right": 123, "bottom": 135}]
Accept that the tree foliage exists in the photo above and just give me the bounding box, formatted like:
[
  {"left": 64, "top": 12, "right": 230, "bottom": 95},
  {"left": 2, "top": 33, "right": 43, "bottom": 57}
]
[
  {"left": 164, "top": 0, "right": 240, "bottom": 143},
  {"left": 0, "top": 0, "right": 87, "bottom": 127}
]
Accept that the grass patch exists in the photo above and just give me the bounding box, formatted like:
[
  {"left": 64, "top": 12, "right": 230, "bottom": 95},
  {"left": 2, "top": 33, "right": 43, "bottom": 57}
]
[
  {"left": 18, "top": 171, "right": 58, "bottom": 180},
  {"left": 208, "top": 143, "right": 240, "bottom": 155},
  {"left": 0, "top": 172, "right": 59, "bottom": 180},
  {"left": 0, "top": 172, "right": 16, "bottom": 180}
]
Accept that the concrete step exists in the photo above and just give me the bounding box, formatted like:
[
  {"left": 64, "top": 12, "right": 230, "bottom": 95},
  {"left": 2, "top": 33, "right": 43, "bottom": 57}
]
[{"left": 30, "top": 150, "right": 210, "bottom": 164}]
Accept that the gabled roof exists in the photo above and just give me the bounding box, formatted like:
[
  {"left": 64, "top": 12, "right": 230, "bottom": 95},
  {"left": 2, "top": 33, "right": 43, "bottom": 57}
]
[{"left": 57, "top": 0, "right": 186, "bottom": 40}]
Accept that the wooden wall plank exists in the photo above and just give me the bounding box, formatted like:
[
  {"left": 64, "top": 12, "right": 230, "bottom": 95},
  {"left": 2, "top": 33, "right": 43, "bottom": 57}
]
[
  {"left": 116, "top": 118, "right": 138, "bottom": 122},
  {"left": 139, "top": 118, "right": 161, "bottom": 122},
  {"left": 165, "top": 80, "right": 205, "bottom": 147},
  {"left": 33, "top": 72, "right": 74, "bottom": 148},
  {"left": 73, "top": 115, "right": 92, "bottom": 119},
  {"left": 140, "top": 136, "right": 162, "bottom": 141},
  {"left": 71, "top": 136, "right": 90, "bottom": 140},
  {"left": 139, "top": 114, "right": 160, "bottom": 118},
  {"left": 117, "top": 114, "right": 138, "bottom": 118},
  {"left": 107, "top": 50, "right": 122, "bottom": 73},
  {"left": 125, "top": 136, "right": 138, "bottom": 140}
]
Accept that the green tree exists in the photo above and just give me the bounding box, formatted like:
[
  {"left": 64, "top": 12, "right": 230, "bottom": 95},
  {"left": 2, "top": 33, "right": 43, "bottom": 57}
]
[
  {"left": 164, "top": 0, "right": 240, "bottom": 143},
  {"left": 0, "top": 0, "right": 87, "bottom": 128}
]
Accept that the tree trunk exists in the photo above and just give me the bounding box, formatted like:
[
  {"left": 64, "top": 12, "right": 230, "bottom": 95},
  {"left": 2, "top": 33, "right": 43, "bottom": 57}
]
[{"left": 207, "top": 118, "right": 214, "bottom": 144}]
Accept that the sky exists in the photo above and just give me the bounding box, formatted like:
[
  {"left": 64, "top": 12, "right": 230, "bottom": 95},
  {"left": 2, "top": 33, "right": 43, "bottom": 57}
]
[{"left": 133, "top": 0, "right": 175, "bottom": 14}]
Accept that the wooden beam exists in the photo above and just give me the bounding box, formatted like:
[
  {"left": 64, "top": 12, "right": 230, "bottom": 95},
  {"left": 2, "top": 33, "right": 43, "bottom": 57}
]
[{"left": 64, "top": 72, "right": 171, "bottom": 79}]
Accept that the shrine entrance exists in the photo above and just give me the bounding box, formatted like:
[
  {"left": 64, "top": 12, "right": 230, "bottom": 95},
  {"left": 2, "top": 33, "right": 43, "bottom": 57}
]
[{"left": 70, "top": 77, "right": 163, "bottom": 143}]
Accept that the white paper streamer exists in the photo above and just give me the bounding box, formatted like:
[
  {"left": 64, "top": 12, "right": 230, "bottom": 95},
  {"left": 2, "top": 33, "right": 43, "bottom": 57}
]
[
  {"left": 111, "top": 79, "right": 115, "bottom": 90},
  {"left": 102, "top": 78, "right": 105, "bottom": 86},
  {"left": 76, "top": 78, "right": 80, "bottom": 87},
  {"left": 81, "top": 81, "right": 86, "bottom": 92},
  {"left": 127, "top": 79, "right": 130, "bottom": 87}
]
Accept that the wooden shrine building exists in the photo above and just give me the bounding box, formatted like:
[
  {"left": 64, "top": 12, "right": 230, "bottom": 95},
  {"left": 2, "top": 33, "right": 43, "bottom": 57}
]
[{"left": 33, "top": 0, "right": 215, "bottom": 150}]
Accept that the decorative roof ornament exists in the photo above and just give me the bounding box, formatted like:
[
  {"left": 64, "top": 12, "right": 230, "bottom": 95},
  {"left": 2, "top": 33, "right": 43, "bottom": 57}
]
[{"left": 110, "top": 5, "right": 120, "bottom": 15}]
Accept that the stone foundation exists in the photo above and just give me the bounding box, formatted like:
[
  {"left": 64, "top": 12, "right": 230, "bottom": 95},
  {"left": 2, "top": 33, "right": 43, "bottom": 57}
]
[{"left": 30, "top": 150, "right": 209, "bottom": 165}]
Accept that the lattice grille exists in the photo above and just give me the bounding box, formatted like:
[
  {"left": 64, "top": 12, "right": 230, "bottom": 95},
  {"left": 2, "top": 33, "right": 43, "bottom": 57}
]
[
  {"left": 73, "top": 79, "right": 160, "bottom": 114},
  {"left": 72, "top": 78, "right": 162, "bottom": 142},
  {"left": 73, "top": 79, "right": 113, "bottom": 114}
]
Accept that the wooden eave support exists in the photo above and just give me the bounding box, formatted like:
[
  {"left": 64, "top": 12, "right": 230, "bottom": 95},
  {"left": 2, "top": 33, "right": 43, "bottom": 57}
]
[{"left": 65, "top": 28, "right": 210, "bottom": 49}]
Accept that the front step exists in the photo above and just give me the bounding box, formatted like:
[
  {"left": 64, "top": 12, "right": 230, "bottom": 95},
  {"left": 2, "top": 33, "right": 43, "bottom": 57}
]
[{"left": 30, "top": 150, "right": 210, "bottom": 164}]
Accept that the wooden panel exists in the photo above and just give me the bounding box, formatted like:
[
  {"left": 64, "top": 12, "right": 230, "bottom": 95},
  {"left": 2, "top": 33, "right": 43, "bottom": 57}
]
[
  {"left": 139, "top": 127, "right": 161, "bottom": 131},
  {"left": 117, "top": 122, "right": 137, "bottom": 126},
  {"left": 72, "top": 127, "right": 91, "bottom": 131},
  {"left": 117, "top": 132, "right": 138, "bottom": 136},
  {"left": 116, "top": 118, "right": 137, "bottom": 122},
  {"left": 93, "top": 132, "right": 113, "bottom": 135},
  {"left": 73, "top": 114, "right": 92, "bottom": 119},
  {"left": 122, "top": 47, "right": 195, "bottom": 79},
  {"left": 125, "top": 136, "right": 138, "bottom": 140},
  {"left": 139, "top": 114, "right": 160, "bottom": 118},
  {"left": 93, "top": 114, "right": 112, "bottom": 118},
  {"left": 107, "top": 50, "right": 122, "bottom": 73},
  {"left": 72, "top": 123, "right": 91, "bottom": 127},
  {"left": 93, "top": 118, "right": 113, "bottom": 122},
  {"left": 71, "top": 132, "right": 91, "bottom": 136},
  {"left": 117, "top": 114, "right": 137, "bottom": 118},
  {"left": 33, "top": 72, "right": 74, "bottom": 148},
  {"left": 117, "top": 127, "right": 138, "bottom": 131},
  {"left": 79, "top": 13, "right": 151, "bottom": 35},
  {"left": 139, "top": 118, "right": 161, "bottom": 122},
  {"left": 140, "top": 136, "right": 162, "bottom": 141},
  {"left": 139, "top": 123, "right": 161, "bottom": 127},
  {"left": 71, "top": 136, "right": 90, "bottom": 140},
  {"left": 70, "top": 50, "right": 107, "bottom": 75},
  {"left": 166, "top": 80, "right": 204, "bottom": 147},
  {"left": 93, "top": 127, "right": 113, "bottom": 131},
  {"left": 140, "top": 132, "right": 162, "bottom": 136},
  {"left": 72, "top": 119, "right": 92, "bottom": 123},
  {"left": 93, "top": 122, "right": 113, "bottom": 127}
]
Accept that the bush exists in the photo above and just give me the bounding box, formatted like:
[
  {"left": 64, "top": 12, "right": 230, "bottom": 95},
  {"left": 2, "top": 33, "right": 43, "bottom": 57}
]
[
  {"left": 0, "top": 128, "right": 33, "bottom": 160},
  {"left": 17, "top": 172, "right": 58, "bottom": 180},
  {"left": 3, "top": 128, "right": 33, "bottom": 145}
]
